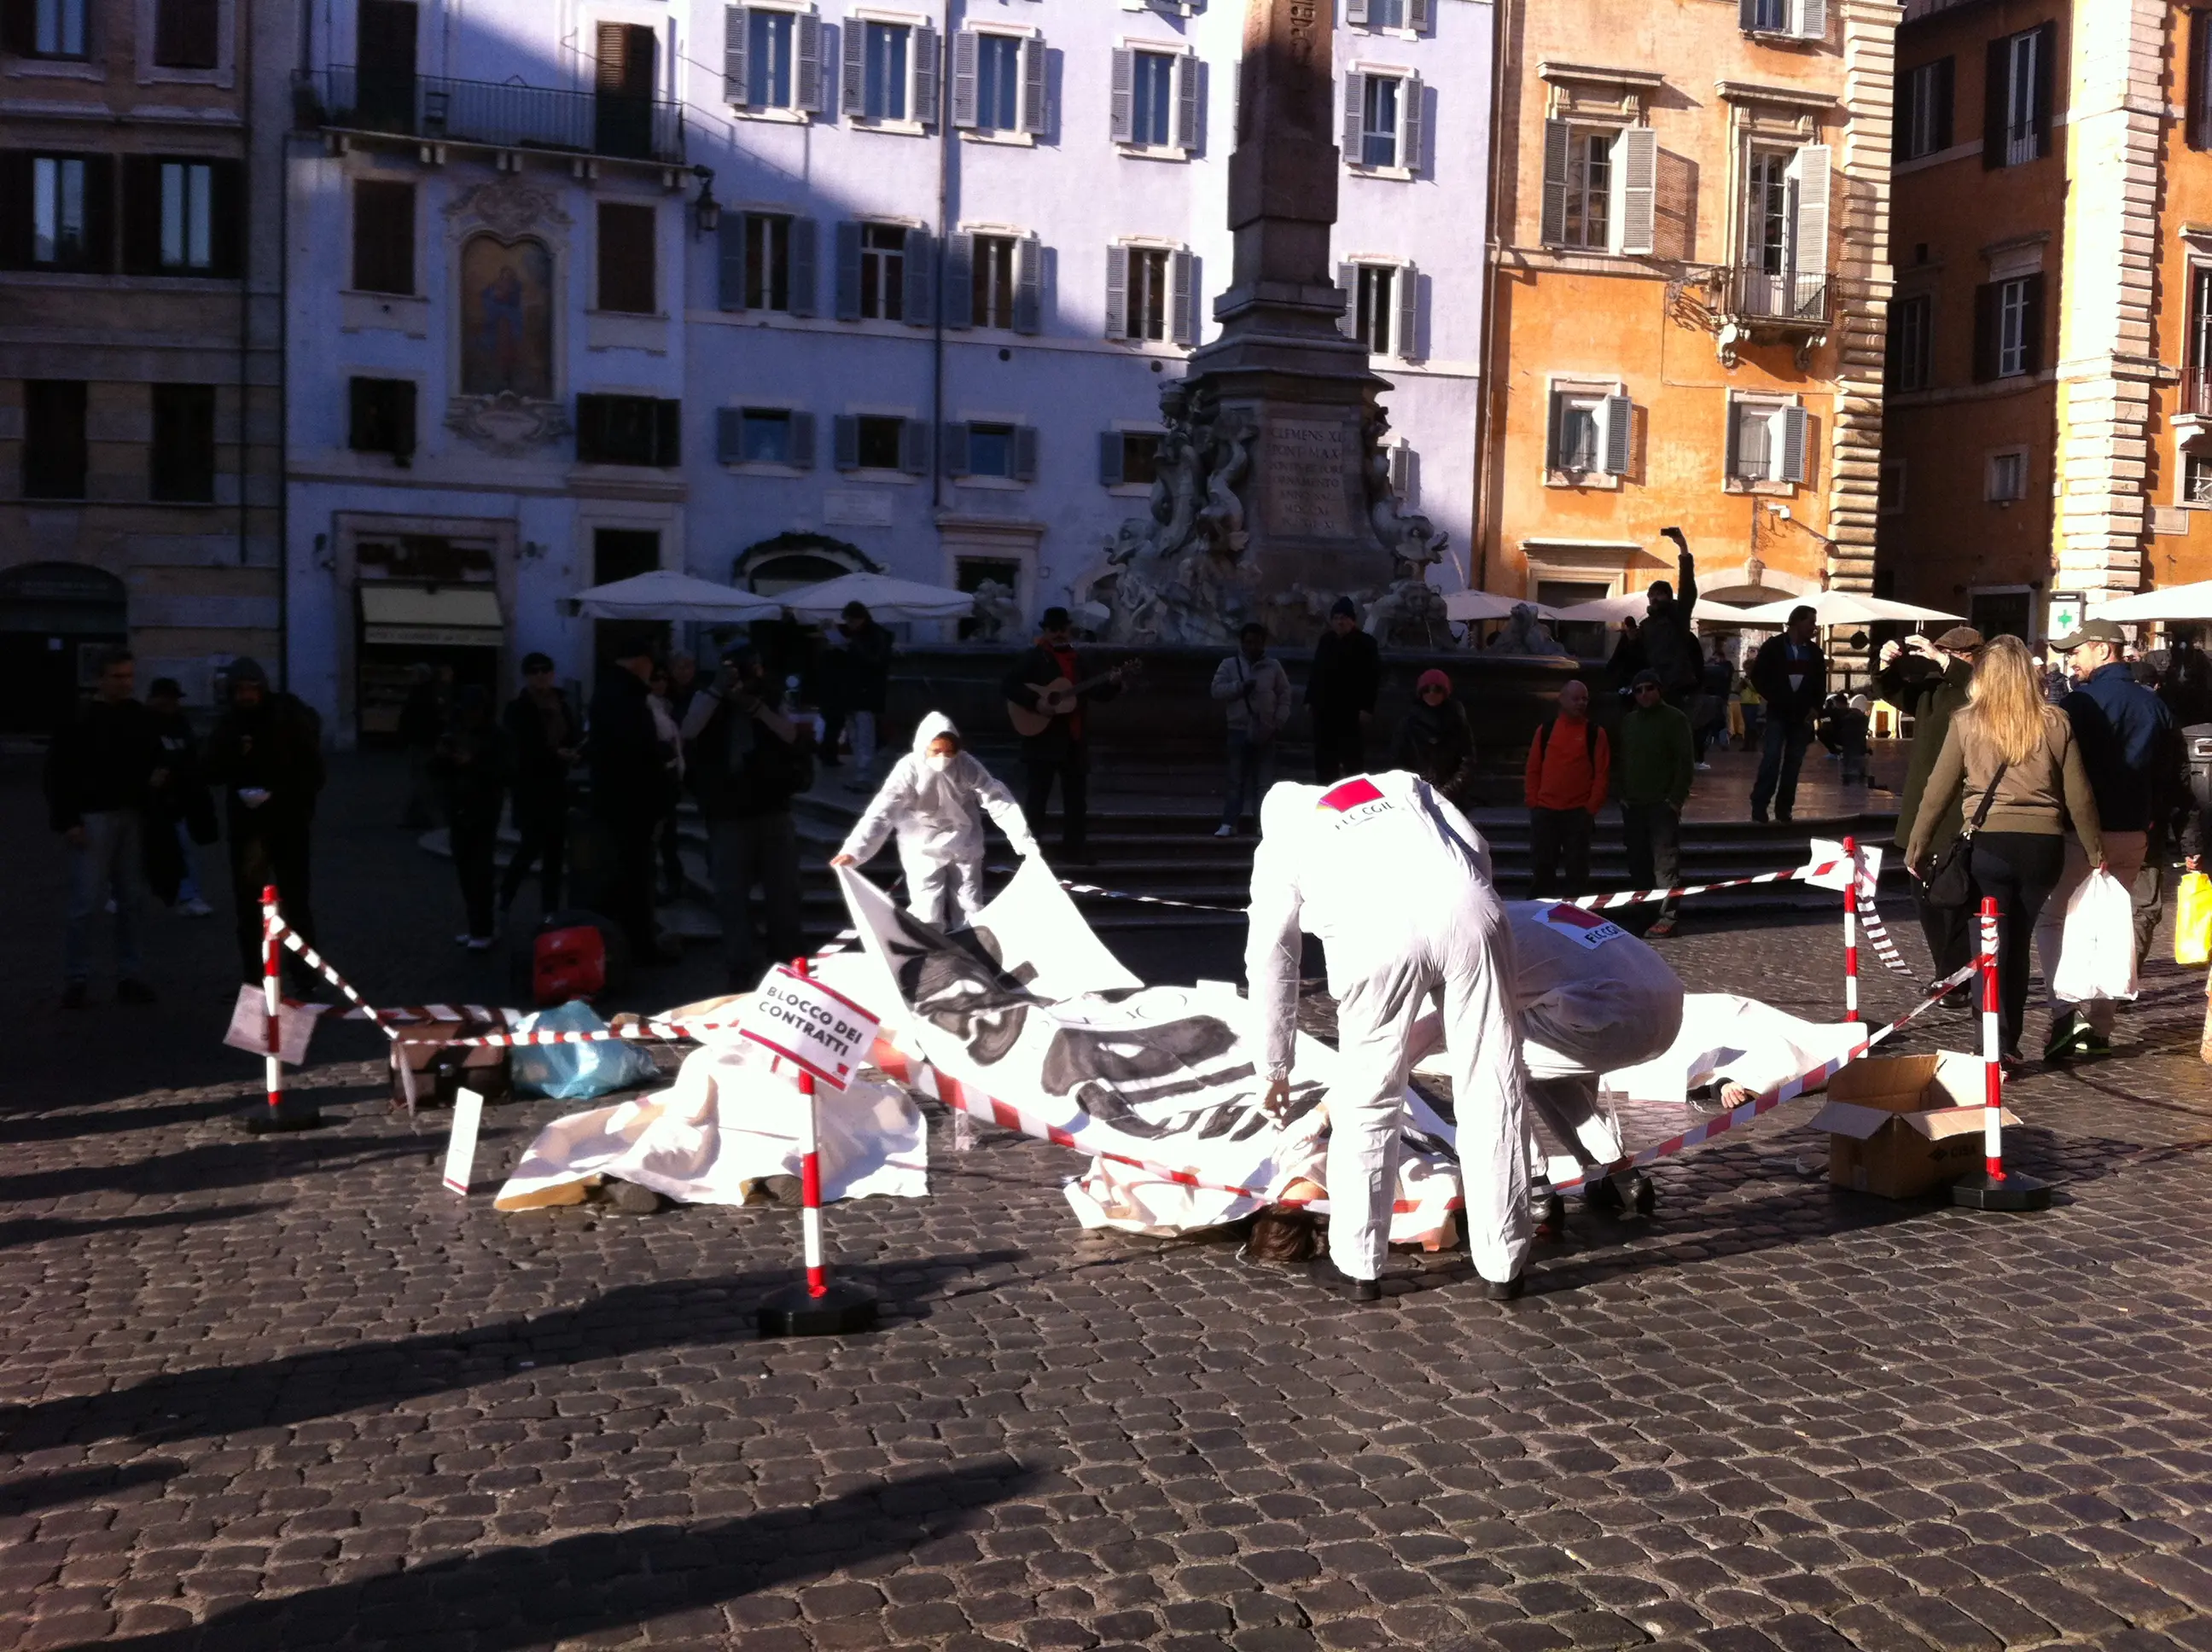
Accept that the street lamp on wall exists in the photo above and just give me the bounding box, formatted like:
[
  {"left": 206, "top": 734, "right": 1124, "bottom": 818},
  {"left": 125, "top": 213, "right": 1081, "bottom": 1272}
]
[{"left": 690, "top": 165, "right": 719, "bottom": 239}]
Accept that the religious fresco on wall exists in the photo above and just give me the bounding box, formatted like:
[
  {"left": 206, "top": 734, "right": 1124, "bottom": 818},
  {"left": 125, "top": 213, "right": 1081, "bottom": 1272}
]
[{"left": 458, "top": 235, "right": 554, "bottom": 399}]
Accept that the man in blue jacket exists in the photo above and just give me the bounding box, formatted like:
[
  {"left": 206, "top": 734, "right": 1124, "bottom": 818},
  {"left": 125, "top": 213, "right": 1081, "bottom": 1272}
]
[{"left": 2039, "top": 620, "right": 2174, "bottom": 1059}]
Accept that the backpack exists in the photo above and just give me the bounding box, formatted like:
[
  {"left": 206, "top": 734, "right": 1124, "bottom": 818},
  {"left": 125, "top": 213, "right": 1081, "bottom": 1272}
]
[
  {"left": 1534, "top": 716, "right": 1599, "bottom": 766},
  {"left": 517, "top": 908, "right": 633, "bottom": 1006}
]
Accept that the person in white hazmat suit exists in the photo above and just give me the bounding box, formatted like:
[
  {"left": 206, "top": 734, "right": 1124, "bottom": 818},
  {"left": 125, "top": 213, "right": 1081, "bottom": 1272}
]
[
  {"left": 833, "top": 713, "right": 1039, "bottom": 931},
  {"left": 1247, "top": 771, "right": 1534, "bottom": 1301}
]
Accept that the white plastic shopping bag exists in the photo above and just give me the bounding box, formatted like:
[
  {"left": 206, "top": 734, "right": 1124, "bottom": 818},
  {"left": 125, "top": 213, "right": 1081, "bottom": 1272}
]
[{"left": 2049, "top": 868, "right": 2139, "bottom": 1003}]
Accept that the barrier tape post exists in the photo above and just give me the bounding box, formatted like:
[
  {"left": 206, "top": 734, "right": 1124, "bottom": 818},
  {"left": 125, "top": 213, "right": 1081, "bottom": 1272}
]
[
  {"left": 756, "top": 957, "right": 879, "bottom": 1337},
  {"left": 240, "top": 885, "right": 323, "bottom": 1134},
  {"left": 1953, "top": 896, "right": 2050, "bottom": 1211},
  {"left": 1842, "top": 836, "right": 1860, "bottom": 1023}
]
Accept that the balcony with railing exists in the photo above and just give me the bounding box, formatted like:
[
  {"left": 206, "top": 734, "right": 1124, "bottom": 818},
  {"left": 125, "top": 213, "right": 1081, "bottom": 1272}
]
[
  {"left": 293, "top": 67, "right": 684, "bottom": 165},
  {"left": 1726, "top": 266, "right": 1831, "bottom": 329}
]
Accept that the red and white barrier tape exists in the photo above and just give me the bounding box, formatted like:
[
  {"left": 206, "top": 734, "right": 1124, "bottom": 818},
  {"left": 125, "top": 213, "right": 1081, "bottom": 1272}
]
[{"left": 274, "top": 922, "right": 422, "bottom": 1042}]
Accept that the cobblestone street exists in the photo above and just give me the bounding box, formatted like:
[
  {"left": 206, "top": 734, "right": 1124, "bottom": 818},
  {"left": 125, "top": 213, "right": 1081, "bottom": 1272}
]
[{"left": 4, "top": 755, "right": 2212, "bottom": 1652}]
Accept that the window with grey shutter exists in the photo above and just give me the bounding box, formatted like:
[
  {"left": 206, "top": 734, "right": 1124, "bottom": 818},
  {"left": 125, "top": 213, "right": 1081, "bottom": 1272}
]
[
  {"left": 796, "top": 14, "right": 823, "bottom": 112},
  {"left": 899, "top": 416, "right": 928, "bottom": 474},
  {"left": 1545, "top": 394, "right": 1567, "bottom": 471},
  {"left": 1408, "top": 0, "right": 1433, "bottom": 29},
  {"left": 1022, "top": 38, "right": 1047, "bottom": 135},
  {"left": 1104, "top": 244, "right": 1130, "bottom": 340},
  {"left": 915, "top": 25, "right": 940, "bottom": 128},
  {"left": 1541, "top": 120, "right": 1570, "bottom": 244},
  {"left": 952, "top": 28, "right": 979, "bottom": 128},
  {"left": 1014, "top": 236, "right": 1042, "bottom": 334},
  {"left": 1173, "top": 53, "right": 1200, "bottom": 151},
  {"left": 834, "top": 221, "right": 863, "bottom": 321},
  {"left": 1779, "top": 405, "right": 1808, "bottom": 483},
  {"left": 834, "top": 413, "right": 860, "bottom": 470},
  {"left": 1171, "top": 249, "right": 1196, "bottom": 346},
  {"left": 1617, "top": 127, "right": 1656, "bottom": 256},
  {"left": 1014, "top": 425, "right": 1039, "bottom": 482},
  {"left": 1097, "top": 430, "right": 1124, "bottom": 486},
  {"left": 1388, "top": 442, "right": 1413, "bottom": 500},
  {"left": 717, "top": 212, "right": 746, "bottom": 310},
  {"left": 941, "top": 422, "right": 971, "bottom": 477},
  {"left": 841, "top": 20, "right": 864, "bottom": 116},
  {"left": 904, "top": 227, "right": 934, "bottom": 326},
  {"left": 1724, "top": 401, "right": 1743, "bottom": 480},
  {"left": 1399, "top": 75, "right": 1423, "bottom": 173},
  {"left": 1346, "top": 0, "right": 1369, "bottom": 20},
  {"left": 1603, "top": 393, "right": 1632, "bottom": 475},
  {"left": 1784, "top": 143, "right": 1830, "bottom": 316},
  {"left": 790, "top": 410, "right": 816, "bottom": 469},
  {"left": 942, "top": 232, "right": 974, "bottom": 328},
  {"left": 715, "top": 407, "right": 743, "bottom": 463},
  {"left": 1342, "top": 73, "right": 1365, "bottom": 162},
  {"left": 1394, "top": 264, "right": 1419, "bottom": 360},
  {"left": 1110, "top": 48, "right": 1135, "bottom": 143},
  {"left": 725, "top": 5, "right": 748, "bottom": 106},
  {"left": 1796, "top": 0, "right": 1826, "bottom": 40},
  {"left": 789, "top": 217, "right": 818, "bottom": 316}
]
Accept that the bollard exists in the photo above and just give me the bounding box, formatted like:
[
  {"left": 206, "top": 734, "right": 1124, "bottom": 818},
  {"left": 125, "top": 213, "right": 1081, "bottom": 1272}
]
[
  {"left": 1953, "top": 896, "right": 2048, "bottom": 1211},
  {"left": 1842, "top": 835, "right": 1860, "bottom": 1023},
  {"left": 240, "top": 884, "right": 323, "bottom": 1133},
  {"left": 756, "top": 956, "right": 879, "bottom": 1336}
]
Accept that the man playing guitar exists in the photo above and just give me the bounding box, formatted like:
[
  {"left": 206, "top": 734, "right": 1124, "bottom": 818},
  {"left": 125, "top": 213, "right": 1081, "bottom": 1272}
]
[{"left": 999, "top": 607, "right": 1132, "bottom": 864}]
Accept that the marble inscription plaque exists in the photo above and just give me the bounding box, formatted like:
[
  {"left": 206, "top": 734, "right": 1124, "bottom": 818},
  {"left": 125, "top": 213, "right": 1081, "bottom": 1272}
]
[{"left": 1265, "top": 419, "right": 1353, "bottom": 538}]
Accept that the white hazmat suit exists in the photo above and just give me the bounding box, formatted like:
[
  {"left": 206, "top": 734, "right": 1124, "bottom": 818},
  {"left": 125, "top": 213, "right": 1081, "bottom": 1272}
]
[
  {"left": 839, "top": 713, "right": 1039, "bottom": 931},
  {"left": 1247, "top": 772, "right": 1533, "bottom": 1286}
]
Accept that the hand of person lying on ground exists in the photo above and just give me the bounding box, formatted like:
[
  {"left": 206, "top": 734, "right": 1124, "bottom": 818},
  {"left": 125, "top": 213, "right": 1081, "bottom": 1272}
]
[
  {"left": 1722, "top": 1082, "right": 1757, "bottom": 1108},
  {"left": 1263, "top": 1077, "right": 1292, "bottom": 1120}
]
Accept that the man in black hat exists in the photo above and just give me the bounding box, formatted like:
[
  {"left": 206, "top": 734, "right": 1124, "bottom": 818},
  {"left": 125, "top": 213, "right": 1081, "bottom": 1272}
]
[
  {"left": 587, "top": 637, "right": 675, "bottom": 963},
  {"left": 1877, "top": 624, "right": 1982, "bottom": 1004},
  {"left": 1002, "top": 607, "right": 1123, "bottom": 861},
  {"left": 1747, "top": 605, "right": 1825, "bottom": 823},
  {"left": 203, "top": 656, "right": 326, "bottom": 983},
  {"left": 1306, "top": 598, "right": 1382, "bottom": 783}
]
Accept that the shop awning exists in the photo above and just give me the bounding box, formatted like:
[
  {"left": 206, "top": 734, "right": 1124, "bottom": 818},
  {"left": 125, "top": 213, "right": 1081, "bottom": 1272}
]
[{"left": 360, "top": 584, "right": 504, "bottom": 648}]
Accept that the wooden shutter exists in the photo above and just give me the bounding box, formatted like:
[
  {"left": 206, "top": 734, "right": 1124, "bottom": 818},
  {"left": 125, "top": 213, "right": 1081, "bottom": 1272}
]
[
  {"left": 597, "top": 202, "right": 655, "bottom": 314},
  {"left": 904, "top": 226, "right": 934, "bottom": 325},
  {"left": 1779, "top": 405, "right": 1808, "bottom": 484},
  {"left": 358, "top": 0, "right": 416, "bottom": 73},
  {"left": 597, "top": 23, "right": 654, "bottom": 97},
  {"left": 1399, "top": 74, "right": 1423, "bottom": 172},
  {"left": 1021, "top": 37, "right": 1046, "bottom": 136},
  {"left": 1545, "top": 392, "right": 1565, "bottom": 470},
  {"left": 1171, "top": 248, "right": 1196, "bottom": 346},
  {"left": 1541, "top": 119, "right": 1571, "bottom": 244},
  {"left": 1342, "top": 73, "right": 1365, "bottom": 161},
  {"left": 914, "top": 25, "right": 940, "bottom": 129},
  {"left": 1110, "top": 49, "right": 1135, "bottom": 144},
  {"left": 788, "top": 216, "right": 818, "bottom": 316},
  {"left": 121, "top": 156, "right": 161, "bottom": 276},
  {"left": 155, "top": 0, "right": 221, "bottom": 69},
  {"left": 1388, "top": 442, "right": 1413, "bottom": 500},
  {"left": 654, "top": 399, "right": 681, "bottom": 467},
  {"left": 1738, "top": 0, "right": 1759, "bottom": 28},
  {"left": 208, "top": 158, "right": 242, "bottom": 279},
  {"left": 1893, "top": 67, "right": 1914, "bottom": 163},
  {"left": 352, "top": 180, "right": 414, "bottom": 294},
  {"left": 1173, "top": 52, "right": 1200, "bottom": 151},
  {"left": 1934, "top": 55, "right": 1955, "bottom": 150},
  {"left": 152, "top": 383, "right": 218, "bottom": 503},
  {"left": 1347, "top": 0, "right": 1369, "bottom": 21},
  {"left": 951, "top": 29, "right": 979, "bottom": 129},
  {"left": 0, "top": 0, "right": 34, "bottom": 55},
  {"left": 80, "top": 155, "right": 114, "bottom": 274},
  {"left": 716, "top": 407, "right": 743, "bottom": 464},
  {"left": 1603, "top": 394, "right": 1633, "bottom": 475},
  {"left": 1014, "top": 425, "right": 1039, "bottom": 483},
  {"left": 1394, "top": 264, "right": 1419, "bottom": 361},
  {"left": 1971, "top": 281, "right": 1998, "bottom": 381},
  {"left": 833, "top": 414, "right": 859, "bottom": 470},
  {"left": 2029, "top": 22, "right": 2055, "bottom": 159},
  {"left": 0, "top": 152, "right": 26, "bottom": 270},
  {"left": 1103, "top": 244, "right": 1129, "bottom": 340},
  {"left": 841, "top": 15, "right": 864, "bottom": 116},
  {"left": 1408, "top": 0, "right": 1433, "bottom": 30},
  {"left": 1723, "top": 398, "right": 1742, "bottom": 480},
  {"left": 834, "top": 221, "right": 863, "bottom": 320},
  {"left": 1617, "top": 126, "right": 1657, "bottom": 255},
  {"left": 790, "top": 411, "right": 815, "bottom": 469},
  {"left": 1982, "top": 38, "right": 2006, "bottom": 169},
  {"left": 2020, "top": 272, "right": 2046, "bottom": 375},
  {"left": 1013, "top": 236, "right": 1041, "bottom": 334},
  {"left": 899, "top": 417, "right": 928, "bottom": 475},
  {"left": 1098, "top": 431, "right": 1124, "bottom": 486},
  {"left": 1336, "top": 262, "right": 1356, "bottom": 337},
  {"left": 940, "top": 422, "right": 970, "bottom": 477},
  {"left": 1796, "top": 0, "right": 1825, "bottom": 41},
  {"left": 1786, "top": 143, "right": 1831, "bottom": 298},
  {"left": 725, "top": 5, "right": 748, "bottom": 106},
  {"left": 718, "top": 212, "right": 745, "bottom": 310},
  {"left": 796, "top": 14, "right": 823, "bottom": 113},
  {"left": 942, "top": 231, "right": 973, "bottom": 328}
]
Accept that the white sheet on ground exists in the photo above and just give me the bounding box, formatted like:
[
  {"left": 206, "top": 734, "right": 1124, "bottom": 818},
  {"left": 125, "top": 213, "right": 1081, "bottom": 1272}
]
[{"left": 1598, "top": 992, "right": 1864, "bottom": 1104}]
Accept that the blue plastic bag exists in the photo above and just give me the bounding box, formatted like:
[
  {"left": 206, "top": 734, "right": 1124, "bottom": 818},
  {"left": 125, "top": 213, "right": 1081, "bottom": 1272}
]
[{"left": 509, "top": 1000, "right": 664, "bottom": 1102}]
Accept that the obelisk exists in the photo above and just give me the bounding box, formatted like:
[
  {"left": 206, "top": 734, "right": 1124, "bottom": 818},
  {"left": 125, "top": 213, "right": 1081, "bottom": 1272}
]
[{"left": 1184, "top": 0, "right": 1394, "bottom": 615}]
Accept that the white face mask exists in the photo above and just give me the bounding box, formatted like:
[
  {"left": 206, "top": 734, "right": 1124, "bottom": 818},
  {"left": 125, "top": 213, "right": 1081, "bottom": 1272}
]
[{"left": 925, "top": 752, "right": 954, "bottom": 772}]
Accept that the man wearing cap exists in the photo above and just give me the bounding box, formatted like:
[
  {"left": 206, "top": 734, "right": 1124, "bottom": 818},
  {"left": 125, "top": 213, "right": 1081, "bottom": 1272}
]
[
  {"left": 1748, "top": 605, "right": 1825, "bottom": 823},
  {"left": 203, "top": 657, "right": 326, "bottom": 984},
  {"left": 501, "top": 653, "right": 581, "bottom": 922},
  {"left": 2039, "top": 619, "right": 2174, "bottom": 1058},
  {"left": 1306, "top": 598, "right": 1382, "bottom": 783},
  {"left": 1616, "top": 669, "right": 1695, "bottom": 938},
  {"left": 1878, "top": 625, "right": 1982, "bottom": 1005}
]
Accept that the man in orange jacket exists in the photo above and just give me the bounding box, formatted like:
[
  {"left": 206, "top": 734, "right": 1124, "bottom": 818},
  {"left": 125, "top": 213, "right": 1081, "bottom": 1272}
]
[{"left": 1523, "top": 679, "right": 1610, "bottom": 897}]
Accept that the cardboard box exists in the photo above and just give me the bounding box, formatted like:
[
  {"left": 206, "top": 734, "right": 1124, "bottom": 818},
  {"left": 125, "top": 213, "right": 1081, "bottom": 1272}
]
[{"left": 1807, "top": 1052, "right": 2018, "bottom": 1199}]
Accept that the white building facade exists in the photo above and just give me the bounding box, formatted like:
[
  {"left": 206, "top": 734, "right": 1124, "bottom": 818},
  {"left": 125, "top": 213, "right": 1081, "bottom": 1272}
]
[{"left": 282, "top": 0, "right": 1493, "bottom": 742}]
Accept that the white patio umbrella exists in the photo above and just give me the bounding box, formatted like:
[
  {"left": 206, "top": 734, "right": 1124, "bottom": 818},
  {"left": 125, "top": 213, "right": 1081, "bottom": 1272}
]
[
  {"left": 2095, "top": 580, "right": 2212, "bottom": 622},
  {"left": 1724, "top": 590, "right": 1963, "bottom": 627},
  {"left": 1444, "top": 590, "right": 1560, "bottom": 622},
  {"left": 568, "top": 569, "right": 783, "bottom": 623},
  {"left": 778, "top": 572, "right": 977, "bottom": 622}
]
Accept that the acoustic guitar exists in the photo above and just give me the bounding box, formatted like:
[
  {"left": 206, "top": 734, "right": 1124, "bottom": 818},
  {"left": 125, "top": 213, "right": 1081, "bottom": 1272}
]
[{"left": 1005, "top": 660, "right": 1142, "bottom": 737}]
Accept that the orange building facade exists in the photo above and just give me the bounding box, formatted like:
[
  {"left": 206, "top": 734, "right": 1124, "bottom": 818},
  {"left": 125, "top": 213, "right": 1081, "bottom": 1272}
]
[
  {"left": 1477, "top": 0, "right": 1900, "bottom": 625},
  {"left": 1884, "top": 0, "right": 2212, "bottom": 638}
]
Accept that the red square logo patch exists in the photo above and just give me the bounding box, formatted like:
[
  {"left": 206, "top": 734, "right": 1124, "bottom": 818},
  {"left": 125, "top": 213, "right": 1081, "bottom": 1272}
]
[{"left": 1318, "top": 778, "right": 1384, "bottom": 812}]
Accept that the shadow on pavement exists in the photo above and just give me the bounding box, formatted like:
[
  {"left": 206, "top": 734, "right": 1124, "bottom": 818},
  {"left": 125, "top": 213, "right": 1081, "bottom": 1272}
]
[
  {"left": 63, "top": 1459, "right": 1040, "bottom": 1652},
  {"left": 0, "top": 1250, "right": 1027, "bottom": 1454},
  {"left": 0, "top": 1203, "right": 280, "bottom": 1253},
  {"left": 0, "top": 1458, "right": 184, "bottom": 1516},
  {"left": 0, "top": 1135, "right": 430, "bottom": 1205},
  {"left": 0, "top": 1096, "right": 283, "bottom": 1147}
]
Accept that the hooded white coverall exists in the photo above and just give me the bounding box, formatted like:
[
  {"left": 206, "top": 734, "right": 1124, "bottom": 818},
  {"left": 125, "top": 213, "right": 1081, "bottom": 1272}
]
[
  {"left": 1247, "top": 772, "right": 1534, "bottom": 1285},
  {"left": 839, "top": 712, "right": 1039, "bottom": 930}
]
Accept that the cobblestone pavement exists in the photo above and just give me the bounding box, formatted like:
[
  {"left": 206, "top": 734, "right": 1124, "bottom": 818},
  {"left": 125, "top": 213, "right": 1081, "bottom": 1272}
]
[{"left": 5, "top": 755, "right": 2212, "bottom": 1651}]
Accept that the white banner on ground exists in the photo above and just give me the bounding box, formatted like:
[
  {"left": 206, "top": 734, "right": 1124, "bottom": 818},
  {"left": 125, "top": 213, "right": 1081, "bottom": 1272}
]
[
  {"left": 837, "top": 860, "right": 1460, "bottom": 1243},
  {"left": 443, "top": 1089, "right": 485, "bottom": 1195},
  {"left": 740, "top": 966, "right": 882, "bottom": 1091},
  {"left": 222, "top": 984, "right": 329, "bottom": 1067}
]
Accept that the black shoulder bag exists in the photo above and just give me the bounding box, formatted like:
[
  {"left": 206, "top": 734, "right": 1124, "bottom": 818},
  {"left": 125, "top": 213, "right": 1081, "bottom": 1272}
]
[{"left": 1924, "top": 759, "right": 2008, "bottom": 910}]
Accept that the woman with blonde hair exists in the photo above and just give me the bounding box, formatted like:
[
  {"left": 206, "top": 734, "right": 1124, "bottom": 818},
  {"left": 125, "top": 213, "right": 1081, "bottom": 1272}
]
[{"left": 1906, "top": 634, "right": 2103, "bottom": 1063}]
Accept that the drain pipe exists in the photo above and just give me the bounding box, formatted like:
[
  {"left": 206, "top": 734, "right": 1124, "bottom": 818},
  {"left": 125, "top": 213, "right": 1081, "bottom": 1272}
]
[
  {"left": 931, "top": 0, "right": 952, "bottom": 513},
  {"left": 1470, "top": 0, "right": 1511, "bottom": 598}
]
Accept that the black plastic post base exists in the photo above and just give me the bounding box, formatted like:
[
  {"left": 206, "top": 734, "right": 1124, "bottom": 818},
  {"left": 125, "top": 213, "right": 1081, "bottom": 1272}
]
[
  {"left": 1951, "top": 1169, "right": 2051, "bottom": 1211},
  {"left": 756, "top": 1281, "right": 879, "bottom": 1337},
  {"left": 238, "top": 1100, "right": 327, "bottom": 1134}
]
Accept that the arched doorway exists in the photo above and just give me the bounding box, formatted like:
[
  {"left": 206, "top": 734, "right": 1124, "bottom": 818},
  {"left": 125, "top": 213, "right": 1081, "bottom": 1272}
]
[
  {"left": 733, "top": 534, "right": 880, "bottom": 688},
  {"left": 0, "top": 562, "right": 127, "bottom": 736}
]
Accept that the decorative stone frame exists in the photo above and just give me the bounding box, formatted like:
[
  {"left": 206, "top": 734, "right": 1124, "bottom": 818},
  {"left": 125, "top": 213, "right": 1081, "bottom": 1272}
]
[{"left": 442, "top": 176, "right": 573, "bottom": 455}]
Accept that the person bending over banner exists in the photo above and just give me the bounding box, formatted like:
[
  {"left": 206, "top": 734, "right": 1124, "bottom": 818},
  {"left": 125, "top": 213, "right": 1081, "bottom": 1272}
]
[
  {"left": 1248, "top": 771, "right": 1534, "bottom": 1301},
  {"left": 834, "top": 713, "right": 1040, "bottom": 932}
]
